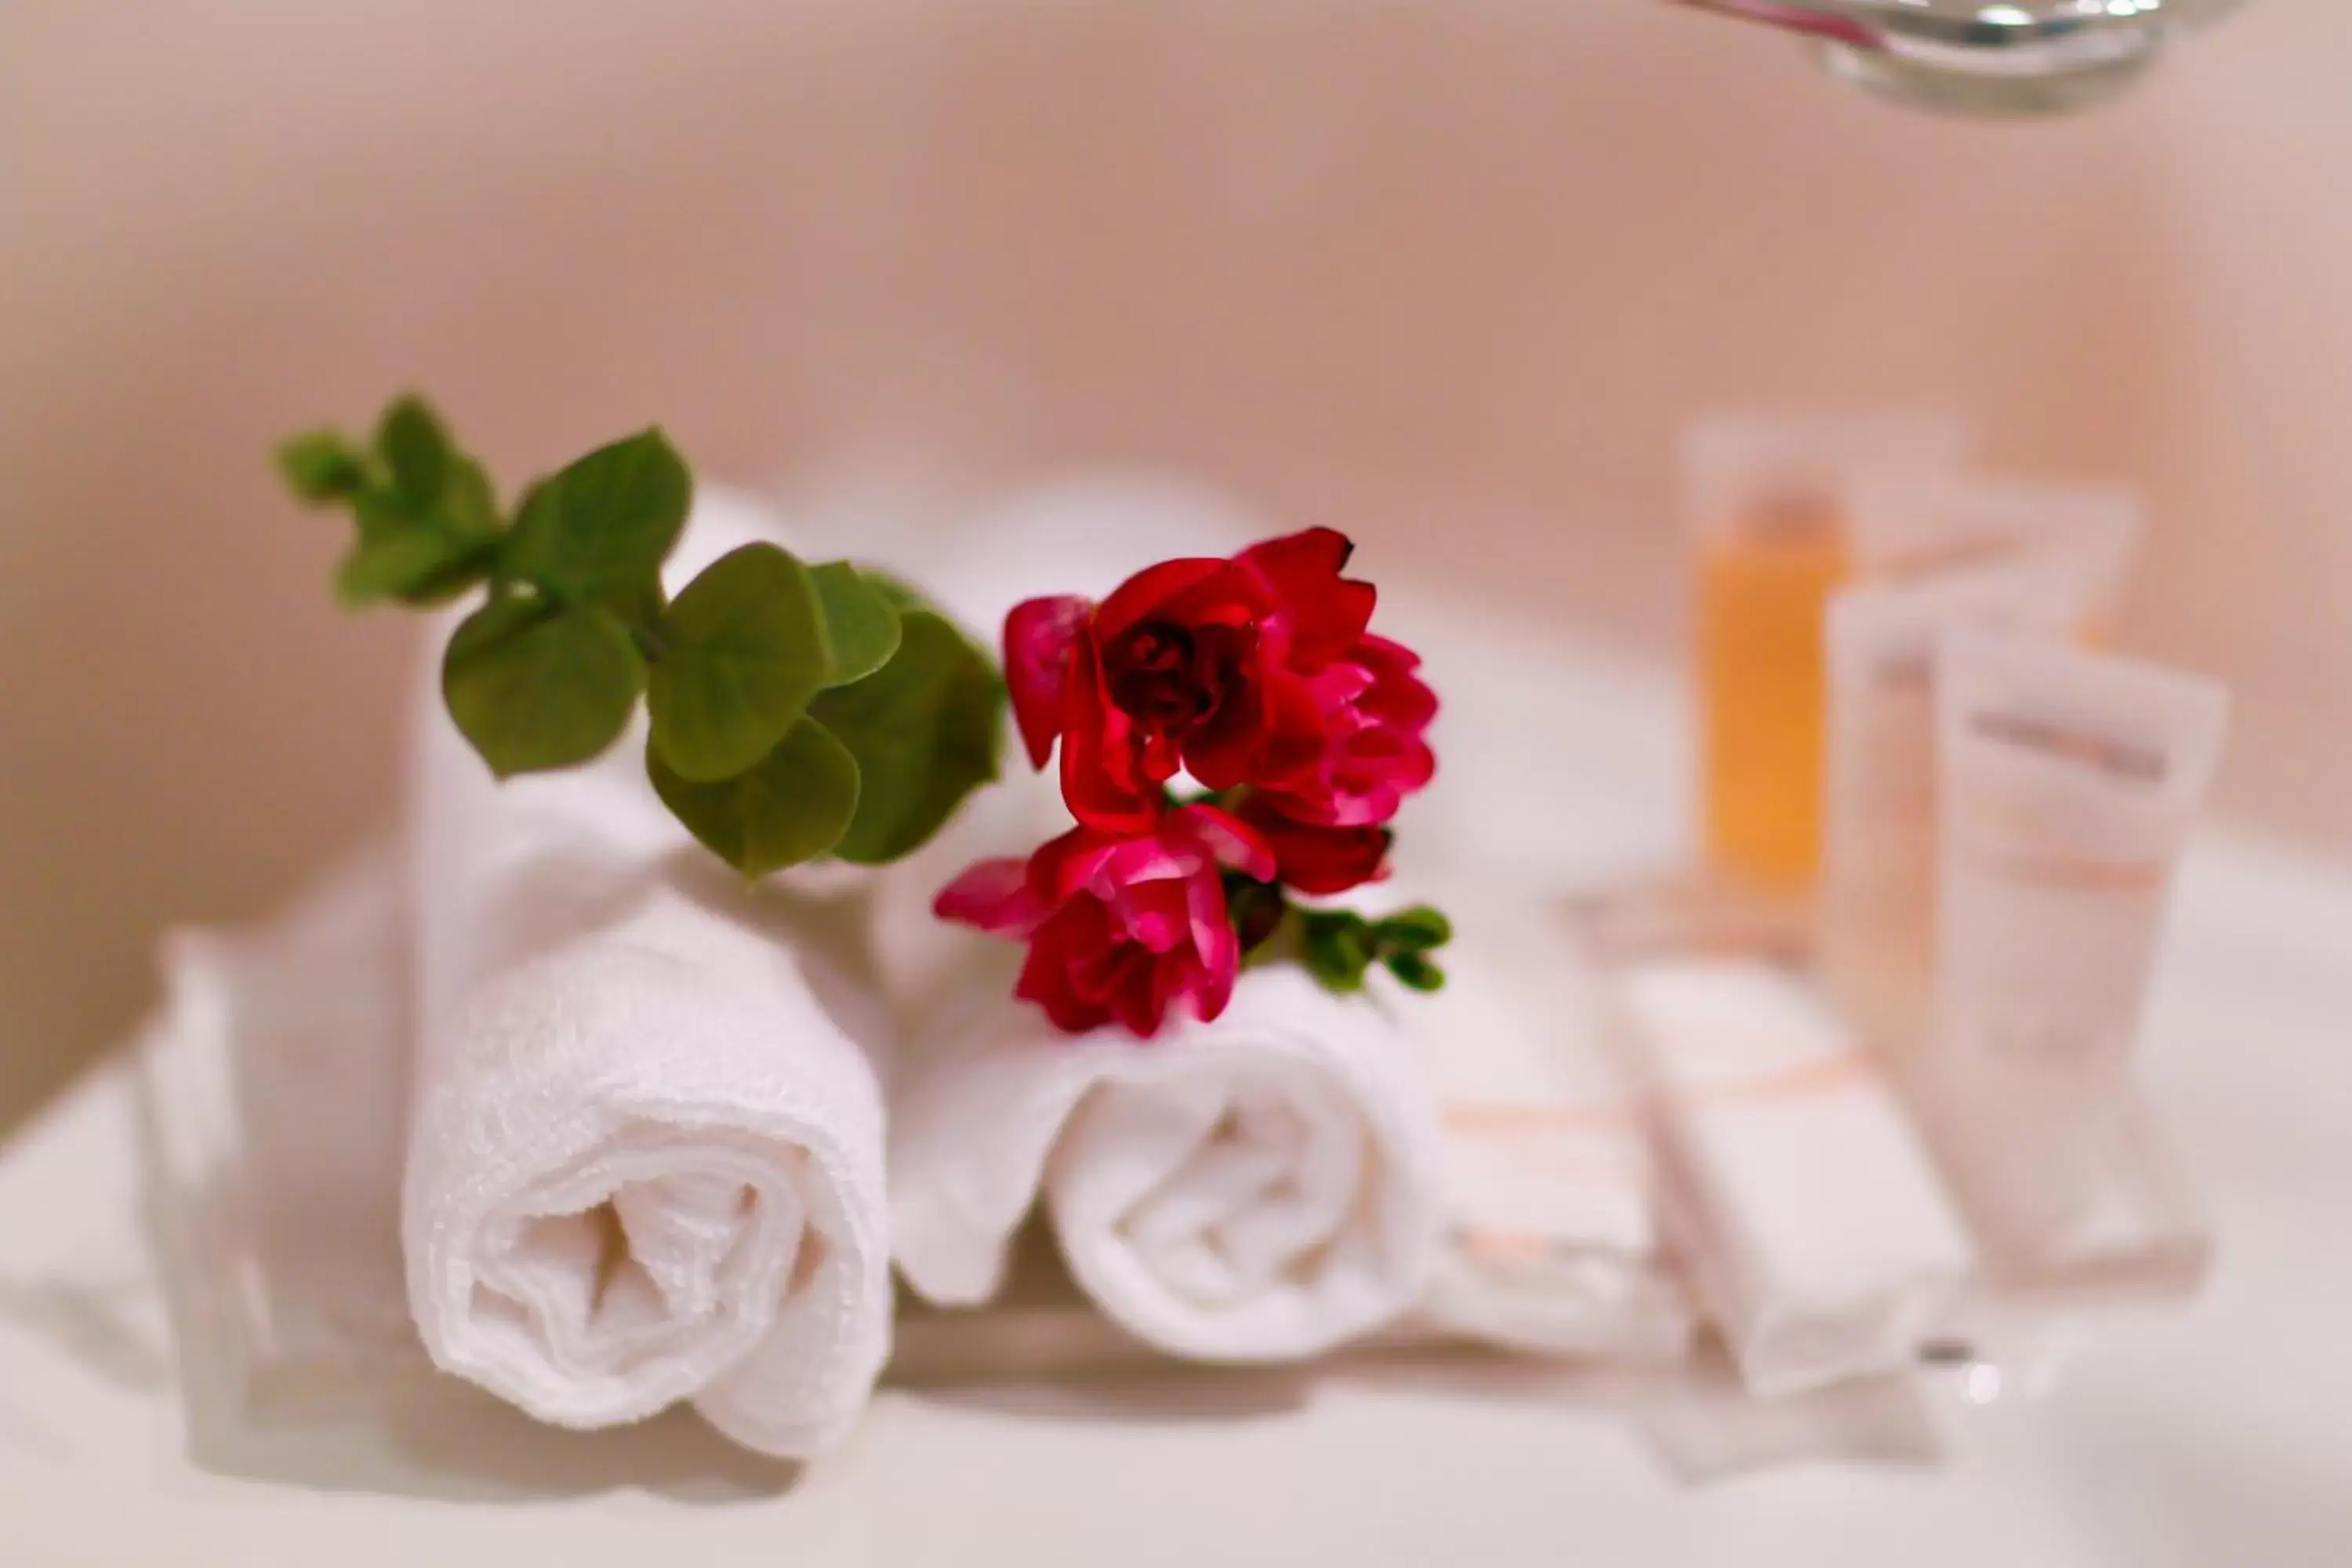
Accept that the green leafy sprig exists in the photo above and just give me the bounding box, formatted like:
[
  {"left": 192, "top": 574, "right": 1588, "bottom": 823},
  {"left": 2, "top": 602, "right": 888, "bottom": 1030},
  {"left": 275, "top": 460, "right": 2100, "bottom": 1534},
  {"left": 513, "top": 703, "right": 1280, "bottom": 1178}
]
[
  {"left": 1226, "top": 873, "right": 1452, "bottom": 995},
  {"left": 280, "top": 394, "right": 1002, "bottom": 877}
]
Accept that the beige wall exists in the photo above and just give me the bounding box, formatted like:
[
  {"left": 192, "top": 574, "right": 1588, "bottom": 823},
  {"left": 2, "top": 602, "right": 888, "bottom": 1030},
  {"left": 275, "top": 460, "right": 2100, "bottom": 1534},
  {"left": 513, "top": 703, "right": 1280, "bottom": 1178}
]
[{"left": 4, "top": 0, "right": 2347, "bottom": 1130}]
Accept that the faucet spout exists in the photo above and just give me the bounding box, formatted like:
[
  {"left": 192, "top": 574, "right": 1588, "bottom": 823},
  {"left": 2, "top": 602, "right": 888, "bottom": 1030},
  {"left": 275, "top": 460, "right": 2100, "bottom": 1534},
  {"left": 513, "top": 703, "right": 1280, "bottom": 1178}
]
[{"left": 1668, "top": 0, "right": 2249, "bottom": 115}]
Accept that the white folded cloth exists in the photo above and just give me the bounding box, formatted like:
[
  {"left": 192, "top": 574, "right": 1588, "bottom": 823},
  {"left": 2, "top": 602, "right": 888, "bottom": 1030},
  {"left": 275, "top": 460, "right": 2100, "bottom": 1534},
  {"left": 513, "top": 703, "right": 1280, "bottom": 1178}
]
[
  {"left": 139, "top": 844, "right": 440, "bottom": 1421},
  {"left": 889, "top": 950, "right": 1442, "bottom": 1362},
  {"left": 869, "top": 477, "right": 1443, "bottom": 1362},
  {"left": 402, "top": 489, "right": 893, "bottom": 1458},
  {"left": 1410, "top": 901, "right": 1693, "bottom": 1362}
]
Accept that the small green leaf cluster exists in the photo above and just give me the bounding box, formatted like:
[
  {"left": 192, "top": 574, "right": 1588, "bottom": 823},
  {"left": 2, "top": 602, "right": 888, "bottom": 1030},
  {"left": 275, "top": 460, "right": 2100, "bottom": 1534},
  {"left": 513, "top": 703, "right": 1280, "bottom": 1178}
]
[
  {"left": 1297, "top": 904, "right": 1452, "bottom": 993},
  {"left": 1223, "top": 868, "right": 1452, "bottom": 996},
  {"left": 280, "top": 394, "right": 1002, "bottom": 877}
]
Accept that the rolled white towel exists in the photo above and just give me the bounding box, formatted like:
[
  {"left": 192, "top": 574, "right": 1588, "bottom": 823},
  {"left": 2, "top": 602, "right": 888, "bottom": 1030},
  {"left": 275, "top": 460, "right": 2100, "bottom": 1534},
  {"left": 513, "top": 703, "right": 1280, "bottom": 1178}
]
[
  {"left": 402, "top": 488, "right": 893, "bottom": 1458},
  {"left": 871, "top": 476, "right": 1442, "bottom": 1362},
  {"left": 890, "top": 955, "right": 1439, "bottom": 1363}
]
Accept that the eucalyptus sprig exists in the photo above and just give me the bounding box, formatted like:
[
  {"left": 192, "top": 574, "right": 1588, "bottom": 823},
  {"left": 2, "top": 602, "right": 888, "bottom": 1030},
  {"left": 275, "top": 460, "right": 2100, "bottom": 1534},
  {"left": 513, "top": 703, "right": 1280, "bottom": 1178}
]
[
  {"left": 1227, "top": 873, "right": 1452, "bottom": 995},
  {"left": 279, "top": 394, "right": 1002, "bottom": 877},
  {"left": 1298, "top": 904, "right": 1452, "bottom": 994}
]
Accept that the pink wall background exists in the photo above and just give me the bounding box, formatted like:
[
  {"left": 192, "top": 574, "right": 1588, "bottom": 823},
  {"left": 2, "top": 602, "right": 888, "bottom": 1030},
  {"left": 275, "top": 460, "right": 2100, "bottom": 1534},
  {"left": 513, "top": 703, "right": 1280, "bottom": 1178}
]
[{"left": 4, "top": 0, "right": 2348, "bottom": 1127}]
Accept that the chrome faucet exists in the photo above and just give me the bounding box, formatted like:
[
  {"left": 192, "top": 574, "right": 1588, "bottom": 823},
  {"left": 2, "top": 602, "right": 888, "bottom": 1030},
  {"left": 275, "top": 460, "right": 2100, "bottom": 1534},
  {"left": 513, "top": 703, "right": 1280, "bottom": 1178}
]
[{"left": 1676, "top": 0, "right": 2248, "bottom": 114}]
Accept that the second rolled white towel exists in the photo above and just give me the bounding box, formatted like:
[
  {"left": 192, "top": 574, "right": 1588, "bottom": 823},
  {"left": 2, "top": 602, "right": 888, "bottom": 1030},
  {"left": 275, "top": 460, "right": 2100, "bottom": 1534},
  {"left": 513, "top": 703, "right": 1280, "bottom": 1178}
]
[{"left": 890, "top": 956, "right": 1442, "bottom": 1363}]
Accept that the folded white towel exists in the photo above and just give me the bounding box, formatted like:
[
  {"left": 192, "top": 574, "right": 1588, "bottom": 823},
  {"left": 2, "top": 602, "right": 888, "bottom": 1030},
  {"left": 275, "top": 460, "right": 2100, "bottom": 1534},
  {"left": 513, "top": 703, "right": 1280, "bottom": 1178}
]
[
  {"left": 871, "top": 477, "right": 1442, "bottom": 1363},
  {"left": 402, "top": 489, "right": 893, "bottom": 1458},
  {"left": 891, "top": 952, "right": 1441, "bottom": 1362},
  {"left": 139, "top": 844, "right": 438, "bottom": 1421}
]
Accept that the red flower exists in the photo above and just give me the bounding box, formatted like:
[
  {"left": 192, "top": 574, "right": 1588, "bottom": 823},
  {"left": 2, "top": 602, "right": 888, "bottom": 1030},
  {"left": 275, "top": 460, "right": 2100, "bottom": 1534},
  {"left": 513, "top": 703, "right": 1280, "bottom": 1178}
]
[
  {"left": 1250, "top": 633, "right": 1437, "bottom": 828},
  {"left": 1002, "top": 528, "right": 1389, "bottom": 833},
  {"left": 935, "top": 804, "right": 1276, "bottom": 1037},
  {"left": 1235, "top": 793, "right": 1393, "bottom": 897}
]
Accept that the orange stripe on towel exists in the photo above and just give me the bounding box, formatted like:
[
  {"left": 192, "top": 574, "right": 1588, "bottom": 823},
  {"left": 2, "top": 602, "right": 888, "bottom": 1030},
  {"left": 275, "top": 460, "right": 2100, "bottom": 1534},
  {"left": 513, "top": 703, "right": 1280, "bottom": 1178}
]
[{"left": 1691, "top": 1051, "right": 1873, "bottom": 1106}]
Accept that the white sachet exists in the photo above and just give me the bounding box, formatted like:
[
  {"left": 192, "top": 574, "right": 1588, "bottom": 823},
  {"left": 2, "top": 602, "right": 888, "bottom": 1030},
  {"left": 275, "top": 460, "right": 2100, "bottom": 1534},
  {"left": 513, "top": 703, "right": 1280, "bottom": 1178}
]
[{"left": 1613, "top": 957, "right": 1974, "bottom": 1399}]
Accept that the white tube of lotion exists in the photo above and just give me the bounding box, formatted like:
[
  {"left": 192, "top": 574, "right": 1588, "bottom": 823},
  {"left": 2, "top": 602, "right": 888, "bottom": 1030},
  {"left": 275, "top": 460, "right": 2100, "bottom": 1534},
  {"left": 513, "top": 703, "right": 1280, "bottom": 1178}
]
[
  {"left": 1923, "top": 628, "right": 2228, "bottom": 1249},
  {"left": 1819, "top": 550, "right": 2130, "bottom": 1064}
]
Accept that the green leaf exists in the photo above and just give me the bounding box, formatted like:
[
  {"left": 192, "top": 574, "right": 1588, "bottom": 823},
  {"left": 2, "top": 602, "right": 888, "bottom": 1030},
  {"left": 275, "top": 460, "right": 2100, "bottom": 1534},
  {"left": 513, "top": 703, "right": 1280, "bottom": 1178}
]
[
  {"left": 646, "top": 543, "right": 830, "bottom": 782},
  {"left": 1376, "top": 906, "right": 1453, "bottom": 953},
  {"left": 807, "top": 607, "right": 1003, "bottom": 865},
  {"left": 1385, "top": 951, "right": 1447, "bottom": 993},
  {"left": 442, "top": 596, "right": 645, "bottom": 777},
  {"left": 1303, "top": 918, "right": 1371, "bottom": 993},
  {"left": 502, "top": 429, "right": 691, "bottom": 605},
  {"left": 858, "top": 571, "right": 929, "bottom": 615},
  {"left": 647, "top": 718, "right": 861, "bottom": 877},
  {"left": 809, "top": 561, "right": 903, "bottom": 688},
  {"left": 442, "top": 453, "right": 501, "bottom": 540},
  {"left": 337, "top": 464, "right": 503, "bottom": 608},
  {"left": 336, "top": 527, "right": 496, "bottom": 608},
  {"left": 351, "top": 488, "right": 415, "bottom": 545},
  {"left": 1328, "top": 918, "right": 1373, "bottom": 974},
  {"left": 278, "top": 430, "right": 370, "bottom": 503},
  {"left": 1300, "top": 909, "right": 1386, "bottom": 994},
  {"left": 376, "top": 395, "right": 452, "bottom": 506}
]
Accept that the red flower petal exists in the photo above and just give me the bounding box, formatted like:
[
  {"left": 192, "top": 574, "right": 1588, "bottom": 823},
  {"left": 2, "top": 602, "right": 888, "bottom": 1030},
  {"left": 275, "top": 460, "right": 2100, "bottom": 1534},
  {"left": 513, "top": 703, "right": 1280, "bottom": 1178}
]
[
  {"left": 1094, "top": 557, "right": 1233, "bottom": 643},
  {"left": 1184, "top": 869, "right": 1240, "bottom": 1021},
  {"left": 1235, "top": 795, "right": 1392, "bottom": 895},
  {"left": 935, "top": 857, "right": 1048, "bottom": 935},
  {"left": 1171, "top": 803, "right": 1278, "bottom": 883},
  {"left": 1111, "top": 963, "right": 1164, "bottom": 1038},
  {"left": 1110, "top": 877, "right": 1192, "bottom": 954},
  {"left": 1356, "top": 634, "right": 1439, "bottom": 728},
  {"left": 1250, "top": 670, "right": 1338, "bottom": 790},
  {"left": 1236, "top": 528, "right": 1377, "bottom": 669},
  {"left": 1016, "top": 905, "right": 1116, "bottom": 1035},
  {"left": 1178, "top": 671, "right": 1268, "bottom": 789},
  {"left": 1003, "top": 595, "right": 1093, "bottom": 771},
  {"left": 1237, "top": 526, "right": 1353, "bottom": 580},
  {"left": 1058, "top": 629, "right": 1166, "bottom": 833},
  {"left": 1027, "top": 824, "right": 1109, "bottom": 902}
]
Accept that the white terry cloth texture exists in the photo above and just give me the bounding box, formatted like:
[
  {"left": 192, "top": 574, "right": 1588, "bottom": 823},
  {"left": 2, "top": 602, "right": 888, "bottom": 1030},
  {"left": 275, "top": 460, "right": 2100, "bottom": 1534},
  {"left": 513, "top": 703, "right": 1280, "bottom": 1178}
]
[
  {"left": 403, "top": 488, "right": 894, "bottom": 1459},
  {"left": 868, "top": 477, "right": 1443, "bottom": 1363},
  {"left": 1410, "top": 896, "right": 1694, "bottom": 1363},
  {"left": 890, "top": 953, "right": 1443, "bottom": 1363}
]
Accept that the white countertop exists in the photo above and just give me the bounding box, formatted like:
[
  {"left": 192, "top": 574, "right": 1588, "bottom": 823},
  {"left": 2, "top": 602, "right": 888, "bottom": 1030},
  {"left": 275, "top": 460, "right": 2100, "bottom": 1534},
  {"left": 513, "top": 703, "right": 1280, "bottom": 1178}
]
[{"left": 5, "top": 604, "right": 2350, "bottom": 1566}]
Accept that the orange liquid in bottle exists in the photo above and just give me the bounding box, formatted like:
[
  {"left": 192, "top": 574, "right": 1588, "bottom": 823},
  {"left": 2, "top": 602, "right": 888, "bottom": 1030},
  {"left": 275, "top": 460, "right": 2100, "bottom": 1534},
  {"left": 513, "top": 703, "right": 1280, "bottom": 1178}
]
[{"left": 1696, "top": 499, "right": 1853, "bottom": 895}]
